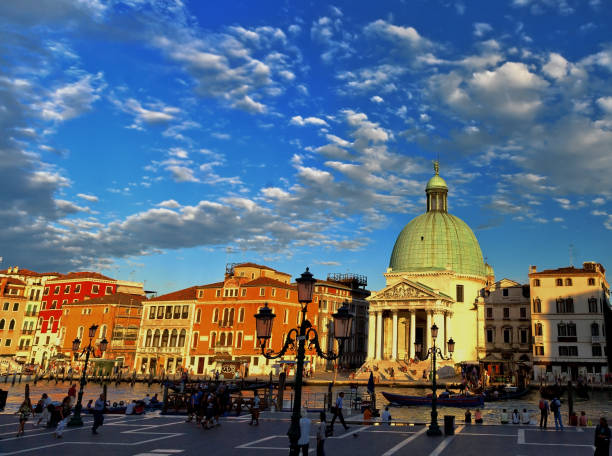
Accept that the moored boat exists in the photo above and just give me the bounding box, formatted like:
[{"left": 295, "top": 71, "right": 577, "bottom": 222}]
[
  {"left": 483, "top": 388, "right": 529, "bottom": 402},
  {"left": 382, "top": 391, "right": 484, "bottom": 407}
]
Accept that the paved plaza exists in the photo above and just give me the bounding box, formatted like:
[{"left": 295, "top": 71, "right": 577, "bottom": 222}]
[{"left": 0, "top": 412, "right": 597, "bottom": 456}]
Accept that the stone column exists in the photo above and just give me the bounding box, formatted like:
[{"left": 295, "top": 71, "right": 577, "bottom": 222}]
[
  {"left": 376, "top": 311, "right": 383, "bottom": 360},
  {"left": 367, "top": 311, "right": 376, "bottom": 360},
  {"left": 426, "top": 311, "right": 432, "bottom": 353},
  {"left": 409, "top": 310, "right": 416, "bottom": 359},
  {"left": 392, "top": 311, "right": 398, "bottom": 360}
]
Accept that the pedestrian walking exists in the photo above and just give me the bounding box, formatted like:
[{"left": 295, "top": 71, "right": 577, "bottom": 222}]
[
  {"left": 54, "top": 396, "right": 72, "bottom": 438},
  {"left": 595, "top": 417, "right": 611, "bottom": 456},
  {"left": 330, "top": 392, "right": 349, "bottom": 432},
  {"left": 539, "top": 398, "right": 549, "bottom": 429},
  {"left": 92, "top": 394, "right": 105, "bottom": 435},
  {"left": 16, "top": 398, "right": 32, "bottom": 437},
  {"left": 249, "top": 393, "right": 260, "bottom": 426},
  {"left": 67, "top": 384, "right": 77, "bottom": 407},
  {"left": 551, "top": 397, "right": 563, "bottom": 430},
  {"left": 316, "top": 411, "right": 327, "bottom": 456},
  {"left": 297, "top": 413, "right": 311, "bottom": 456},
  {"left": 35, "top": 393, "right": 52, "bottom": 427}
]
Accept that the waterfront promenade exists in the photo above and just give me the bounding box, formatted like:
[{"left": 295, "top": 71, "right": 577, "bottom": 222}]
[{"left": 0, "top": 410, "right": 596, "bottom": 456}]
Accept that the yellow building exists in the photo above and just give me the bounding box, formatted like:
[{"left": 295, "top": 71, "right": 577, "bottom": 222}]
[
  {"left": 529, "top": 262, "right": 610, "bottom": 381},
  {"left": 365, "top": 162, "right": 489, "bottom": 373}
]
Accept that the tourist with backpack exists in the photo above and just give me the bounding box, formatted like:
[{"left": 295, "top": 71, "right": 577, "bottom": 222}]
[
  {"left": 550, "top": 397, "right": 563, "bottom": 430},
  {"left": 539, "top": 398, "right": 549, "bottom": 429}
]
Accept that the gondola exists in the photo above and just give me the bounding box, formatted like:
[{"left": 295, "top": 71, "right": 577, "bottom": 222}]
[
  {"left": 483, "top": 388, "right": 529, "bottom": 402},
  {"left": 382, "top": 391, "right": 484, "bottom": 407}
]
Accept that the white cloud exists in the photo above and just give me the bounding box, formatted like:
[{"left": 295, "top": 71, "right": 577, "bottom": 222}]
[
  {"left": 38, "top": 72, "right": 105, "bottom": 122},
  {"left": 597, "top": 97, "right": 612, "bottom": 113},
  {"left": 473, "top": 22, "right": 493, "bottom": 37},
  {"left": 370, "top": 95, "right": 384, "bottom": 103},
  {"left": 364, "top": 20, "right": 431, "bottom": 50},
  {"left": 113, "top": 96, "right": 180, "bottom": 129},
  {"left": 77, "top": 193, "right": 98, "bottom": 202},
  {"left": 157, "top": 199, "right": 181, "bottom": 208},
  {"left": 542, "top": 53, "right": 570, "bottom": 80},
  {"left": 593, "top": 197, "right": 606, "bottom": 205},
  {"left": 290, "top": 115, "right": 329, "bottom": 127}
]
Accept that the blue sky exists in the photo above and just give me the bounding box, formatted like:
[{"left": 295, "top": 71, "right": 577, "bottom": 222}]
[{"left": 2, "top": 0, "right": 612, "bottom": 294}]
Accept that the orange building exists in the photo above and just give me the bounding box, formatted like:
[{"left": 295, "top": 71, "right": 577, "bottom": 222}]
[
  {"left": 0, "top": 278, "right": 28, "bottom": 368},
  {"left": 60, "top": 293, "right": 146, "bottom": 372}
]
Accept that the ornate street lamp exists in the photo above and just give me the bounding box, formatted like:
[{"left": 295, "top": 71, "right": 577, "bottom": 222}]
[
  {"left": 418, "top": 324, "right": 455, "bottom": 436},
  {"left": 68, "top": 324, "right": 107, "bottom": 426},
  {"left": 254, "top": 268, "right": 353, "bottom": 456}
]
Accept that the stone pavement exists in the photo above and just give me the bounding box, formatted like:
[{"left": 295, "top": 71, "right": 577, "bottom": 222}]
[{"left": 0, "top": 412, "right": 596, "bottom": 456}]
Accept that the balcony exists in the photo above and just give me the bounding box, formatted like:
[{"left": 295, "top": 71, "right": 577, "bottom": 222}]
[
  {"left": 139, "top": 346, "right": 185, "bottom": 354},
  {"left": 592, "top": 336, "right": 602, "bottom": 344},
  {"left": 534, "top": 335, "right": 543, "bottom": 344}
]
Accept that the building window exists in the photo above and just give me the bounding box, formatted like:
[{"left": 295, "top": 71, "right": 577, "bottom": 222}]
[
  {"left": 62, "top": 299, "right": 67, "bottom": 306},
  {"left": 210, "top": 331, "right": 217, "bottom": 348},
  {"left": 502, "top": 288, "right": 509, "bottom": 297},
  {"left": 182, "top": 305, "right": 189, "bottom": 319},
  {"left": 593, "top": 345, "right": 603, "bottom": 357},
  {"left": 161, "top": 329, "right": 169, "bottom": 347},
  {"left": 503, "top": 308, "right": 510, "bottom": 319},
  {"left": 503, "top": 328, "right": 511, "bottom": 343},
  {"left": 588, "top": 278, "right": 596, "bottom": 286},
  {"left": 165, "top": 306, "right": 172, "bottom": 319},
  {"left": 534, "top": 346, "right": 544, "bottom": 356},
  {"left": 156, "top": 306, "right": 164, "bottom": 319},
  {"left": 195, "top": 308, "right": 201, "bottom": 323},
  {"left": 534, "top": 323, "right": 543, "bottom": 336},
  {"left": 236, "top": 331, "right": 243, "bottom": 349},
  {"left": 145, "top": 330, "right": 152, "bottom": 347},
  {"left": 74, "top": 284, "right": 81, "bottom": 293},
  {"left": 92, "top": 284, "right": 99, "bottom": 294},
  {"left": 229, "top": 308, "right": 235, "bottom": 326},
  {"left": 284, "top": 309, "right": 289, "bottom": 324},
  {"left": 533, "top": 298, "right": 541, "bottom": 313},
  {"left": 556, "top": 298, "right": 574, "bottom": 313},
  {"left": 259, "top": 288, "right": 265, "bottom": 297},
  {"left": 105, "top": 286, "right": 112, "bottom": 295},
  {"left": 198, "top": 290, "right": 203, "bottom": 298},
  {"left": 238, "top": 308, "right": 244, "bottom": 323},
  {"left": 556, "top": 279, "right": 563, "bottom": 286},
  {"left": 558, "top": 323, "right": 577, "bottom": 337},
  {"left": 64, "top": 285, "right": 71, "bottom": 293},
  {"left": 520, "top": 307, "right": 527, "bottom": 319},
  {"left": 241, "top": 288, "right": 247, "bottom": 297},
  {"left": 2, "top": 302, "right": 7, "bottom": 311},
  {"left": 286, "top": 290, "right": 290, "bottom": 299},
  {"left": 592, "top": 323, "right": 600, "bottom": 336},
  {"left": 54, "top": 286, "right": 60, "bottom": 294},
  {"left": 486, "top": 307, "right": 493, "bottom": 319},
  {"left": 149, "top": 306, "right": 156, "bottom": 319},
  {"left": 533, "top": 279, "right": 540, "bottom": 287},
  {"left": 486, "top": 328, "right": 494, "bottom": 343},
  {"left": 43, "top": 287, "right": 49, "bottom": 296},
  {"left": 520, "top": 328, "right": 528, "bottom": 344},
  {"left": 219, "top": 332, "right": 226, "bottom": 346},
  {"left": 12, "top": 302, "right": 19, "bottom": 311},
  {"left": 192, "top": 332, "right": 199, "bottom": 348},
  {"left": 5, "top": 339, "right": 11, "bottom": 347},
  {"left": 173, "top": 306, "right": 181, "bottom": 319},
  {"left": 212, "top": 308, "right": 219, "bottom": 323},
  {"left": 170, "top": 329, "right": 178, "bottom": 347},
  {"left": 227, "top": 332, "right": 233, "bottom": 346},
  {"left": 559, "top": 346, "right": 578, "bottom": 356},
  {"left": 272, "top": 288, "right": 276, "bottom": 297},
  {"left": 565, "top": 278, "right": 572, "bottom": 286},
  {"left": 153, "top": 330, "right": 160, "bottom": 346},
  {"left": 589, "top": 297, "right": 598, "bottom": 313},
  {"left": 456, "top": 285, "right": 464, "bottom": 303},
  {"left": 216, "top": 289, "right": 221, "bottom": 297},
  {"left": 0, "top": 319, "right": 4, "bottom": 330}
]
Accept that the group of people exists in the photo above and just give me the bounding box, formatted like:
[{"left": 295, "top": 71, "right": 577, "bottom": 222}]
[{"left": 185, "top": 382, "right": 235, "bottom": 429}]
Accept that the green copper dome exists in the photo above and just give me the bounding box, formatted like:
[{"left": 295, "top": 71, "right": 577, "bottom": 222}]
[{"left": 388, "top": 161, "right": 486, "bottom": 277}]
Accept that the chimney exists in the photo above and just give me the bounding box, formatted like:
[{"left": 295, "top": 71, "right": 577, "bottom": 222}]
[
  {"left": 13, "top": 266, "right": 18, "bottom": 274},
  {"left": 529, "top": 265, "right": 537, "bottom": 273}
]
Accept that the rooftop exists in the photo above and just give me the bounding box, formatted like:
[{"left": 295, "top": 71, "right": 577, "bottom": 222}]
[
  {"left": 149, "top": 286, "right": 199, "bottom": 302},
  {"left": 48, "top": 271, "right": 115, "bottom": 282},
  {"left": 64, "top": 292, "right": 145, "bottom": 306}
]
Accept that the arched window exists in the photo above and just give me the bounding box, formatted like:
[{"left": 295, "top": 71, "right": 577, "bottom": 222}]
[
  {"left": 592, "top": 323, "right": 600, "bottom": 336},
  {"left": 227, "top": 332, "right": 233, "bottom": 347},
  {"left": 195, "top": 308, "right": 201, "bottom": 323},
  {"left": 238, "top": 308, "right": 244, "bottom": 323},
  {"left": 534, "top": 323, "right": 543, "bottom": 336},
  {"left": 37, "top": 317, "right": 43, "bottom": 329},
  {"left": 170, "top": 329, "right": 178, "bottom": 347},
  {"left": 0, "top": 319, "right": 4, "bottom": 330},
  {"left": 222, "top": 308, "right": 229, "bottom": 326},
  {"left": 533, "top": 298, "right": 541, "bottom": 313},
  {"left": 152, "top": 329, "right": 160, "bottom": 347},
  {"left": 145, "top": 330, "right": 152, "bottom": 347},
  {"left": 212, "top": 308, "right": 219, "bottom": 323},
  {"left": 219, "top": 332, "right": 226, "bottom": 346},
  {"left": 565, "top": 278, "right": 572, "bottom": 286},
  {"left": 178, "top": 329, "right": 186, "bottom": 347},
  {"left": 210, "top": 331, "right": 216, "bottom": 348},
  {"left": 161, "top": 329, "right": 169, "bottom": 347},
  {"left": 589, "top": 297, "right": 598, "bottom": 313},
  {"left": 556, "top": 278, "right": 563, "bottom": 286},
  {"left": 49, "top": 317, "right": 55, "bottom": 331},
  {"left": 192, "top": 332, "right": 199, "bottom": 348},
  {"left": 229, "top": 308, "right": 235, "bottom": 326},
  {"left": 77, "top": 325, "right": 84, "bottom": 340}
]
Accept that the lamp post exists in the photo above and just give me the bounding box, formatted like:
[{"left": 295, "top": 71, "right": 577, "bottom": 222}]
[
  {"left": 254, "top": 268, "right": 353, "bottom": 456},
  {"left": 68, "top": 324, "right": 108, "bottom": 426},
  {"left": 414, "top": 323, "right": 454, "bottom": 436}
]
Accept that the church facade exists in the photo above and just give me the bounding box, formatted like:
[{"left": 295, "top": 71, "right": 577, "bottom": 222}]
[{"left": 366, "top": 163, "right": 493, "bottom": 365}]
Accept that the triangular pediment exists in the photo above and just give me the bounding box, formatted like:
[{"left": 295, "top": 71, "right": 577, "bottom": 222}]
[{"left": 369, "top": 278, "right": 452, "bottom": 301}]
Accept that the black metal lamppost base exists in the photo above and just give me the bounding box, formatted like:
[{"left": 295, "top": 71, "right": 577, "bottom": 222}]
[{"left": 426, "top": 424, "right": 442, "bottom": 436}]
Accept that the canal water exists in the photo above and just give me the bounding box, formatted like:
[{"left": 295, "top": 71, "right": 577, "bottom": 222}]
[{"left": 2, "top": 380, "right": 612, "bottom": 425}]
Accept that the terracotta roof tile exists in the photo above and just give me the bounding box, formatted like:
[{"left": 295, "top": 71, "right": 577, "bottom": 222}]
[
  {"left": 3, "top": 277, "right": 26, "bottom": 286},
  {"left": 0, "top": 268, "right": 62, "bottom": 277},
  {"left": 48, "top": 271, "right": 115, "bottom": 282},
  {"left": 199, "top": 281, "right": 225, "bottom": 289},
  {"left": 64, "top": 292, "right": 145, "bottom": 306},
  {"left": 149, "top": 286, "right": 199, "bottom": 302},
  {"left": 234, "top": 262, "right": 290, "bottom": 275},
  {"left": 243, "top": 277, "right": 296, "bottom": 290}
]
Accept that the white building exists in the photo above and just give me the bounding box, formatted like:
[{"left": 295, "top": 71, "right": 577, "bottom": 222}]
[{"left": 529, "top": 262, "right": 610, "bottom": 381}]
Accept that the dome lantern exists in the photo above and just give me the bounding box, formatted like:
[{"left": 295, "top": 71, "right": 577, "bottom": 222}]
[{"left": 426, "top": 161, "right": 448, "bottom": 212}]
